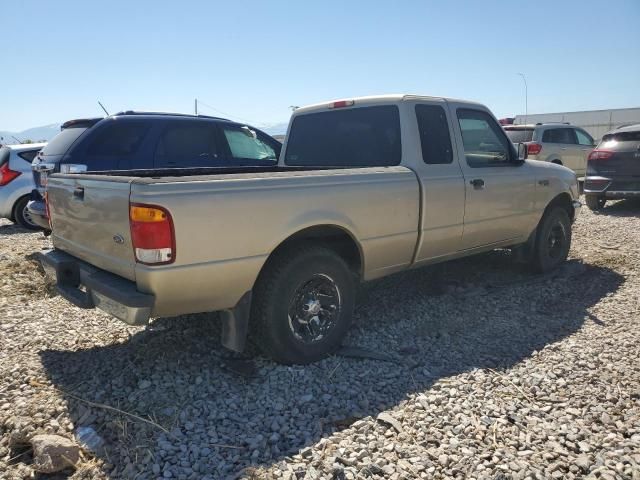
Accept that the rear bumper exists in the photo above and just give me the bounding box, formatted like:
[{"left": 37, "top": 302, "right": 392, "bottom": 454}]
[
  {"left": 26, "top": 199, "right": 50, "bottom": 229},
  {"left": 584, "top": 176, "right": 640, "bottom": 198},
  {"left": 39, "top": 249, "right": 154, "bottom": 326}
]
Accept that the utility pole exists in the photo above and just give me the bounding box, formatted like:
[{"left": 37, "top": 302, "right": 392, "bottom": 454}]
[
  {"left": 195, "top": 99, "right": 198, "bottom": 115},
  {"left": 517, "top": 73, "right": 528, "bottom": 125}
]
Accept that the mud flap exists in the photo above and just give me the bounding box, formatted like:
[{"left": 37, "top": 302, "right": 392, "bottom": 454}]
[{"left": 220, "top": 291, "right": 252, "bottom": 352}]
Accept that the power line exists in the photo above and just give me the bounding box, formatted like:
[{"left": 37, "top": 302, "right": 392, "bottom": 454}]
[{"left": 195, "top": 99, "right": 259, "bottom": 125}]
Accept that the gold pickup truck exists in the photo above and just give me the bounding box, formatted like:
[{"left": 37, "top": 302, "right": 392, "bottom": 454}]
[{"left": 40, "top": 95, "right": 581, "bottom": 364}]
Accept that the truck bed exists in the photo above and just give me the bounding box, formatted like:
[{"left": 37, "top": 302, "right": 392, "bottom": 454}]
[{"left": 46, "top": 165, "right": 421, "bottom": 316}]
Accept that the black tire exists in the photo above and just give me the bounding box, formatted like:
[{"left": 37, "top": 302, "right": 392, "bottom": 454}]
[
  {"left": 530, "top": 207, "right": 572, "bottom": 273},
  {"left": 585, "top": 195, "right": 606, "bottom": 211},
  {"left": 250, "top": 244, "right": 357, "bottom": 364},
  {"left": 12, "top": 196, "right": 42, "bottom": 230}
]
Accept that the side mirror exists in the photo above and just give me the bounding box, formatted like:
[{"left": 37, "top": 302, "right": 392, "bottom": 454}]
[
  {"left": 517, "top": 143, "right": 528, "bottom": 161},
  {"left": 241, "top": 126, "right": 258, "bottom": 139}
]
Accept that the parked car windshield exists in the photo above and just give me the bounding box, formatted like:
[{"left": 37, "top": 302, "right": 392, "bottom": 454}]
[
  {"left": 284, "top": 105, "right": 401, "bottom": 167},
  {"left": 40, "top": 126, "right": 88, "bottom": 156},
  {"left": 504, "top": 128, "right": 534, "bottom": 143}
]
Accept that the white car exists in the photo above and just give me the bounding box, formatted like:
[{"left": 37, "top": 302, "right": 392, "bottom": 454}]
[
  {"left": 0, "top": 142, "right": 46, "bottom": 229},
  {"left": 503, "top": 123, "right": 596, "bottom": 179}
]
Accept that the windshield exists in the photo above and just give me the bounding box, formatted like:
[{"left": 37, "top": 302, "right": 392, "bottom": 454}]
[
  {"left": 40, "top": 127, "right": 88, "bottom": 156},
  {"left": 504, "top": 128, "right": 534, "bottom": 143}
]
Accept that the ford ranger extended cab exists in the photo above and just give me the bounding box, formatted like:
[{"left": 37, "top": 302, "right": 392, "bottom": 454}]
[{"left": 40, "top": 95, "right": 581, "bottom": 364}]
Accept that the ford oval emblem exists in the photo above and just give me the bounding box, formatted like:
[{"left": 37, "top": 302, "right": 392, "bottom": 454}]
[{"left": 113, "top": 234, "right": 125, "bottom": 245}]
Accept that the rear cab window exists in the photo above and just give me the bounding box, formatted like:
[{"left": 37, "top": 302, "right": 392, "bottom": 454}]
[
  {"left": 504, "top": 128, "right": 534, "bottom": 144},
  {"left": 284, "top": 105, "right": 401, "bottom": 167}
]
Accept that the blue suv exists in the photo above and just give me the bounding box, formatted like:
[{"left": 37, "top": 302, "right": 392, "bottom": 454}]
[{"left": 28, "top": 112, "right": 282, "bottom": 228}]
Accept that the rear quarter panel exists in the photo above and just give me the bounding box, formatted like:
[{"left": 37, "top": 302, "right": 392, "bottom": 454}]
[{"left": 131, "top": 167, "right": 419, "bottom": 316}]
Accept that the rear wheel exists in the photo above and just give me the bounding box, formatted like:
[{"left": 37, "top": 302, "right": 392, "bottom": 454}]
[
  {"left": 250, "top": 244, "right": 356, "bottom": 364},
  {"left": 530, "top": 207, "right": 571, "bottom": 273},
  {"left": 585, "top": 195, "right": 606, "bottom": 211},
  {"left": 13, "top": 196, "right": 41, "bottom": 230}
]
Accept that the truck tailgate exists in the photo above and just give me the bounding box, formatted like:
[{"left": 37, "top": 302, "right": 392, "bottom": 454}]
[{"left": 47, "top": 175, "right": 136, "bottom": 281}]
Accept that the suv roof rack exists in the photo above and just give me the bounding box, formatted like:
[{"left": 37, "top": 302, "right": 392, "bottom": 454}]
[
  {"left": 113, "top": 111, "right": 231, "bottom": 122},
  {"left": 536, "top": 122, "right": 571, "bottom": 125}
]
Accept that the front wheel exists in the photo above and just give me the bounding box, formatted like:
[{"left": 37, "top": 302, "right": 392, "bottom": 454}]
[
  {"left": 530, "top": 207, "right": 572, "bottom": 273},
  {"left": 585, "top": 195, "right": 606, "bottom": 211},
  {"left": 13, "top": 196, "right": 42, "bottom": 230},
  {"left": 250, "top": 244, "right": 356, "bottom": 364}
]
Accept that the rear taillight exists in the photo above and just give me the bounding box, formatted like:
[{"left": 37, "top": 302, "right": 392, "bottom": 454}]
[
  {"left": 526, "top": 142, "right": 542, "bottom": 156},
  {"left": 129, "top": 204, "right": 175, "bottom": 265},
  {"left": 0, "top": 163, "right": 21, "bottom": 186},
  {"left": 588, "top": 150, "right": 613, "bottom": 161}
]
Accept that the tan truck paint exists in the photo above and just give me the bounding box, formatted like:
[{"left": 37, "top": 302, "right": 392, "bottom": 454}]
[{"left": 45, "top": 95, "right": 581, "bottom": 321}]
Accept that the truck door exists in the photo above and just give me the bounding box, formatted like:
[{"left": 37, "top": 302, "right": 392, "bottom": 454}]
[
  {"left": 448, "top": 104, "right": 537, "bottom": 250},
  {"left": 409, "top": 101, "right": 466, "bottom": 263}
]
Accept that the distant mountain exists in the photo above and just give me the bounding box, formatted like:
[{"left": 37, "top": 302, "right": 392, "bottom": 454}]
[
  {"left": 259, "top": 122, "right": 289, "bottom": 136},
  {"left": 0, "top": 124, "right": 60, "bottom": 144}
]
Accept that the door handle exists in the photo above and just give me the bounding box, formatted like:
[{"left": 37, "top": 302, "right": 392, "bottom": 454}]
[
  {"left": 73, "top": 187, "right": 84, "bottom": 200},
  {"left": 470, "top": 178, "right": 485, "bottom": 189},
  {"left": 538, "top": 179, "right": 550, "bottom": 187}
]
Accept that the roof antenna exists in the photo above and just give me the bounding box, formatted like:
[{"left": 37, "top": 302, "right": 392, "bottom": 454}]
[
  {"left": 98, "top": 101, "right": 110, "bottom": 116},
  {"left": 11, "top": 135, "right": 23, "bottom": 144}
]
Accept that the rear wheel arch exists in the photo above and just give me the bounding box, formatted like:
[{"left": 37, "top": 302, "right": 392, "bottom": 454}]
[
  {"left": 551, "top": 159, "right": 563, "bottom": 165},
  {"left": 259, "top": 225, "right": 364, "bottom": 280}
]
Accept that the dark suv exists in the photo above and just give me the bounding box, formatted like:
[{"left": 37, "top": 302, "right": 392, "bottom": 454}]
[
  {"left": 584, "top": 124, "right": 640, "bottom": 210},
  {"left": 28, "top": 112, "right": 282, "bottom": 228}
]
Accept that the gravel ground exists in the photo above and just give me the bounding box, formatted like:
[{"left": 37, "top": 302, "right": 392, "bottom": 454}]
[{"left": 1, "top": 199, "right": 639, "bottom": 480}]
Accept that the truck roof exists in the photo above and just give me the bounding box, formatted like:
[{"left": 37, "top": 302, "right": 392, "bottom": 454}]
[{"left": 293, "top": 94, "right": 485, "bottom": 115}]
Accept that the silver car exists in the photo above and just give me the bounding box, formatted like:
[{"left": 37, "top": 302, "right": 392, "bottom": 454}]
[
  {"left": 504, "top": 123, "right": 596, "bottom": 178},
  {"left": 0, "top": 143, "right": 46, "bottom": 229}
]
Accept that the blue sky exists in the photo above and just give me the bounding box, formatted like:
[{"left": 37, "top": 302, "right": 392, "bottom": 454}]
[{"left": 3, "top": 0, "right": 639, "bottom": 131}]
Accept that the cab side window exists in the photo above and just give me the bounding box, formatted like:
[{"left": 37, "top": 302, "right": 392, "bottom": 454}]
[
  {"left": 415, "top": 104, "right": 453, "bottom": 164},
  {"left": 575, "top": 129, "right": 594, "bottom": 146},
  {"left": 85, "top": 122, "right": 150, "bottom": 170},
  {"left": 542, "top": 128, "right": 576, "bottom": 144},
  {"left": 456, "top": 109, "right": 512, "bottom": 167},
  {"left": 18, "top": 150, "right": 40, "bottom": 163},
  {"left": 220, "top": 126, "right": 278, "bottom": 163},
  {"left": 87, "top": 123, "right": 149, "bottom": 157},
  {"left": 155, "top": 123, "right": 220, "bottom": 167}
]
